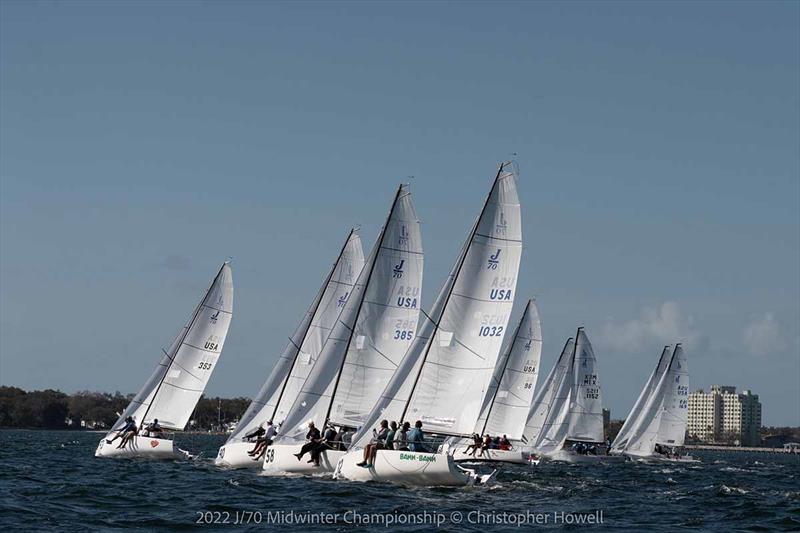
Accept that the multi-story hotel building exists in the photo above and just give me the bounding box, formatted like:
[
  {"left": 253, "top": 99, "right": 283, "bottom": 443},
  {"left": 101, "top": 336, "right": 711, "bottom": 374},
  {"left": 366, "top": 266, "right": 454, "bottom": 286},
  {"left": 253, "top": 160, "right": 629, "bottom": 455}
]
[{"left": 687, "top": 385, "right": 762, "bottom": 446}]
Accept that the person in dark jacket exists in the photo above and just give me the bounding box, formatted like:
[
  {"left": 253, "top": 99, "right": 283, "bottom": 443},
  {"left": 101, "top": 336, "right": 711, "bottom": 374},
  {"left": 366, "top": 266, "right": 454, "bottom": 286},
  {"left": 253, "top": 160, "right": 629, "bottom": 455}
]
[
  {"left": 294, "top": 421, "right": 322, "bottom": 462},
  {"left": 310, "top": 422, "right": 338, "bottom": 466}
]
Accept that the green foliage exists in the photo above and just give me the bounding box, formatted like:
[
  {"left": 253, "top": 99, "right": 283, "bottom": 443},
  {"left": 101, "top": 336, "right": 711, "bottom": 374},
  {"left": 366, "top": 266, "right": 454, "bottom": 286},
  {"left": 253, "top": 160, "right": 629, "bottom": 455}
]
[
  {"left": 0, "top": 386, "right": 251, "bottom": 431},
  {"left": 0, "top": 387, "right": 69, "bottom": 428}
]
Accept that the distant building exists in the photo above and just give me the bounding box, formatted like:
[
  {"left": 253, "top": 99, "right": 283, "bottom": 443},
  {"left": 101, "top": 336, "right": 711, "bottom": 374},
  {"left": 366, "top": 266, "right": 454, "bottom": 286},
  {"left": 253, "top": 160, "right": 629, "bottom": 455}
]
[{"left": 687, "top": 385, "right": 762, "bottom": 446}]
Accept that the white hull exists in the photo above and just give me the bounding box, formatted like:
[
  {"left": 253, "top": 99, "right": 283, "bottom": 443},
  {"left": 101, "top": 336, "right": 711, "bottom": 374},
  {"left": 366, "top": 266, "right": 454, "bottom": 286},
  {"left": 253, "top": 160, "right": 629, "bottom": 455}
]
[
  {"left": 335, "top": 449, "right": 490, "bottom": 486},
  {"left": 626, "top": 453, "right": 700, "bottom": 464},
  {"left": 546, "top": 449, "right": 625, "bottom": 464},
  {"left": 451, "top": 447, "right": 530, "bottom": 464},
  {"left": 261, "top": 443, "right": 345, "bottom": 475},
  {"left": 214, "top": 441, "right": 266, "bottom": 468},
  {"left": 95, "top": 436, "right": 177, "bottom": 459}
]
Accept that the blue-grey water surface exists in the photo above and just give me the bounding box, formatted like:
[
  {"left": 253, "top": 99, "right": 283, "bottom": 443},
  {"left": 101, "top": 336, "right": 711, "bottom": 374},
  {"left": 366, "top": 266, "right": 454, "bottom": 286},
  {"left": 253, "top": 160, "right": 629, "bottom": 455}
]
[{"left": 1, "top": 430, "right": 798, "bottom": 531}]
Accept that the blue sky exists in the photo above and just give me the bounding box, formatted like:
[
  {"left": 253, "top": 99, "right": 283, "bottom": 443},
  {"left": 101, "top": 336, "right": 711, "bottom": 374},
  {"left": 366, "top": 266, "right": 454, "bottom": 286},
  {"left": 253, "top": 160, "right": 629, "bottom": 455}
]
[{"left": 1, "top": 1, "right": 798, "bottom": 425}]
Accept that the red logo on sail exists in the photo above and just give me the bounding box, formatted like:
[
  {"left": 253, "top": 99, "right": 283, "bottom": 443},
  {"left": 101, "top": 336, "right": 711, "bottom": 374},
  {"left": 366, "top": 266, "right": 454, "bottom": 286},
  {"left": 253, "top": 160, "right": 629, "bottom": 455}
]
[{"left": 150, "top": 440, "right": 159, "bottom": 448}]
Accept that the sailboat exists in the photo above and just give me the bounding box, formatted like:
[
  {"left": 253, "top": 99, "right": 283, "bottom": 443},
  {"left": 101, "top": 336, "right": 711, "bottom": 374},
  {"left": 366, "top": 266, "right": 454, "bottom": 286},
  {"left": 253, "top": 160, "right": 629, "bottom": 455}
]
[
  {"left": 530, "top": 327, "right": 622, "bottom": 463},
  {"left": 451, "top": 299, "right": 542, "bottom": 464},
  {"left": 215, "top": 230, "right": 364, "bottom": 468},
  {"left": 261, "top": 183, "right": 423, "bottom": 475},
  {"left": 334, "top": 161, "right": 522, "bottom": 486},
  {"left": 95, "top": 261, "right": 233, "bottom": 459},
  {"left": 522, "top": 336, "right": 575, "bottom": 462},
  {"left": 610, "top": 344, "right": 694, "bottom": 462}
]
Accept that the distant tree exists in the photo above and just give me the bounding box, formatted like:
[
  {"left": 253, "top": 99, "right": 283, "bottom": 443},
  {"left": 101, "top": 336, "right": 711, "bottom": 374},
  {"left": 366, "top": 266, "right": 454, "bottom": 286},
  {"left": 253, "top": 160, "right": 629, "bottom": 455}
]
[{"left": 0, "top": 386, "right": 27, "bottom": 427}]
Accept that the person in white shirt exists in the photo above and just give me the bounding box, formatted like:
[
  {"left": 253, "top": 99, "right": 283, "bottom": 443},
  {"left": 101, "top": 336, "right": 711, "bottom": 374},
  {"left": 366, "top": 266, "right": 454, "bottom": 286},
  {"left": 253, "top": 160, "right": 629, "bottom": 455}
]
[{"left": 249, "top": 420, "right": 277, "bottom": 461}]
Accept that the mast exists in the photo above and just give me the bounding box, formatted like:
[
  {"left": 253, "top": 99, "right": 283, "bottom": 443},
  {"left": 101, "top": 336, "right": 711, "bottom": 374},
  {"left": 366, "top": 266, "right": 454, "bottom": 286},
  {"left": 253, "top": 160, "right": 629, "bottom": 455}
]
[
  {"left": 399, "top": 162, "right": 508, "bottom": 426},
  {"left": 323, "top": 186, "right": 405, "bottom": 426},
  {"left": 479, "top": 299, "right": 531, "bottom": 436},
  {"left": 140, "top": 261, "right": 228, "bottom": 426},
  {"left": 269, "top": 228, "right": 357, "bottom": 423}
]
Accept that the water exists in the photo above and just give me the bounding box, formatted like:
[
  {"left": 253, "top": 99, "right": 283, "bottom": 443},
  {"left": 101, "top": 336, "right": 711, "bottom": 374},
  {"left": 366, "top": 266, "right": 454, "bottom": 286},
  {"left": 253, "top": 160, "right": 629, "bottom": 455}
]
[{"left": 1, "top": 430, "right": 798, "bottom": 532}]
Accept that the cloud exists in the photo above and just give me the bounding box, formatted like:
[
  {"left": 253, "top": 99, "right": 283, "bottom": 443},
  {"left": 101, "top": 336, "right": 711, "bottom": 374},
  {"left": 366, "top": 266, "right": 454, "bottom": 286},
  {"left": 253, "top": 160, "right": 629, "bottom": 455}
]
[
  {"left": 743, "top": 313, "right": 786, "bottom": 357},
  {"left": 601, "top": 301, "right": 704, "bottom": 353}
]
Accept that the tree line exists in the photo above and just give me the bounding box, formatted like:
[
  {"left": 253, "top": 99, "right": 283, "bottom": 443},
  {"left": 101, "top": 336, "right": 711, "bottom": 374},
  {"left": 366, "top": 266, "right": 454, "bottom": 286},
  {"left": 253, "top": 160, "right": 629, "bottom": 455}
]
[{"left": 0, "top": 386, "right": 250, "bottom": 431}]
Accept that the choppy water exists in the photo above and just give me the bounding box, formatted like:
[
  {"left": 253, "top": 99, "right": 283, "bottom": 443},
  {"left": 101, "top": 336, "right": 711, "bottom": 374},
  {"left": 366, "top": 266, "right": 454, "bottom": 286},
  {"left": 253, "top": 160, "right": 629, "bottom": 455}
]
[{"left": 1, "top": 430, "right": 798, "bottom": 531}]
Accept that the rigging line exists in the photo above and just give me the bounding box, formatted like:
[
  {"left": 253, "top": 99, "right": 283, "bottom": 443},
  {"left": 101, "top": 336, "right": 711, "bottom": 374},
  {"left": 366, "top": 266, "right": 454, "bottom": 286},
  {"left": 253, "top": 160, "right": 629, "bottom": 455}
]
[{"left": 452, "top": 337, "right": 487, "bottom": 361}]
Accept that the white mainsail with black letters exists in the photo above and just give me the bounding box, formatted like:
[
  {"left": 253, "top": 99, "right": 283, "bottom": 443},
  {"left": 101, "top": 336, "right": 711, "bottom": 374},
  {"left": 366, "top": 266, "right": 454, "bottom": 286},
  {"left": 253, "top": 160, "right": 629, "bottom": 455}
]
[
  {"left": 350, "top": 162, "right": 522, "bottom": 449},
  {"left": 611, "top": 344, "right": 689, "bottom": 456},
  {"left": 274, "top": 184, "right": 423, "bottom": 442},
  {"left": 533, "top": 327, "right": 605, "bottom": 454},
  {"left": 106, "top": 261, "right": 234, "bottom": 434}
]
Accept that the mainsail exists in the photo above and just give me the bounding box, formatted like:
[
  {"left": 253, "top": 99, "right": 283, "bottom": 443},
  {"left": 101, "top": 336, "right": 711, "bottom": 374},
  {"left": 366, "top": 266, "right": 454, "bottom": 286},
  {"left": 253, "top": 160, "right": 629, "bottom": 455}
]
[
  {"left": 275, "top": 184, "right": 423, "bottom": 441},
  {"left": 610, "top": 345, "right": 672, "bottom": 453},
  {"left": 473, "top": 299, "right": 542, "bottom": 440},
  {"left": 108, "top": 261, "right": 234, "bottom": 433},
  {"left": 351, "top": 161, "right": 522, "bottom": 448},
  {"left": 533, "top": 328, "right": 605, "bottom": 453},
  {"left": 227, "top": 230, "right": 364, "bottom": 443},
  {"left": 656, "top": 344, "right": 689, "bottom": 447},
  {"left": 611, "top": 344, "right": 689, "bottom": 456},
  {"left": 522, "top": 337, "right": 574, "bottom": 444}
]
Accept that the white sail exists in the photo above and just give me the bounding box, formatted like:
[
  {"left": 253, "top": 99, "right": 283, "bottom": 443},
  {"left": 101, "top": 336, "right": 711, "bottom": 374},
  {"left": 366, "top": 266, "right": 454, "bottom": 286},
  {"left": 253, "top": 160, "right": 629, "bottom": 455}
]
[
  {"left": 567, "top": 328, "right": 605, "bottom": 443},
  {"left": 227, "top": 230, "right": 364, "bottom": 443},
  {"left": 109, "top": 262, "right": 234, "bottom": 433},
  {"left": 531, "top": 336, "right": 576, "bottom": 454},
  {"left": 615, "top": 344, "right": 689, "bottom": 456},
  {"left": 523, "top": 337, "right": 574, "bottom": 444},
  {"left": 656, "top": 344, "right": 689, "bottom": 447},
  {"left": 474, "top": 299, "right": 542, "bottom": 440},
  {"left": 610, "top": 345, "right": 672, "bottom": 453},
  {"left": 351, "top": 162, "right": 522, "bottom": 448},
  {"left": 533, "top": 328, "right": 605, "bottom": 453},
  {"left": 275, "top": 184, "right": 423, "bottom": 441}
]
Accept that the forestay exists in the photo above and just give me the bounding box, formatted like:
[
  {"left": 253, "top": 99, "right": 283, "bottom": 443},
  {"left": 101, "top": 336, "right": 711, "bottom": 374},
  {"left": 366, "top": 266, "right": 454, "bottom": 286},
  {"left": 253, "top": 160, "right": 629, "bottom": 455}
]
[
  {"left": 351, "top": 162, "right": 522, "bottom": 448},
  {"left": 108, "top": 262, "right": 234, "bottom": 433},
  {"left": 227, "top": 230, "right": 364, "bottom": 443},
  {"left": 275, "top": 184, "right": 423, "bottom": 441},
  {"left": 474, "top": 299, "right": 542, "bottom": 440}
]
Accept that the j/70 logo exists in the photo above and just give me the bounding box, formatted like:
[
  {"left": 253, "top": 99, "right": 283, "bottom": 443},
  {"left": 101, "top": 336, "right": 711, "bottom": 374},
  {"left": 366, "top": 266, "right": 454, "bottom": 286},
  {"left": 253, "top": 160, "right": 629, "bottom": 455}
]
[
  {"left": 393, "top": 259, "right": 405, "bottom": 279},
  {"left": 337, "top": 291, "right": 349, "bottom": 308},
  {"left": 210, "top": 310, "right": 219, "bottom": 324},
  {"left": 487, "top": 249, "right": 501, "bottom": 270}
]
